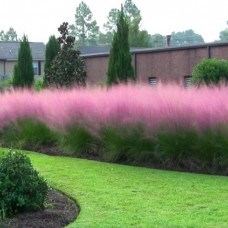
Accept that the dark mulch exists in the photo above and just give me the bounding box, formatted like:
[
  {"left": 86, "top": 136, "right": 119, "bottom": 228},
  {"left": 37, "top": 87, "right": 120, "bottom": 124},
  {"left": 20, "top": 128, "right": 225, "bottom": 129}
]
[{"left": 1, "top": 189, "right": 79, "bottom": 228}]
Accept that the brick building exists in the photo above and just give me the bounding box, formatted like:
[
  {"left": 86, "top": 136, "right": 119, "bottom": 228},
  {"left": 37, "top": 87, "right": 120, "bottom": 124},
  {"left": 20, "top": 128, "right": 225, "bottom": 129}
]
[
  {"left": 1, "top": 41, "right": 227, "bottom": 86},
  {"left": 81, "top": 42, "right": 228, "bottom": 87}
]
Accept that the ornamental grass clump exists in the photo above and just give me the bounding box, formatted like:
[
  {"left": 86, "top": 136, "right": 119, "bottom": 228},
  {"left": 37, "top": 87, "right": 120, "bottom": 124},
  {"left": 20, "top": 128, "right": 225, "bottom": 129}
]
[
  {"left": 59, "top": 124, "right": 99, "bottom": 158},
  {"left": 0, "top": 84, "right": 228, "bottom": 174},
  {"left": 0, "top": 150, "right": 48, "bottom": 218},
  {"left": 0, "top": 118, "right": 58, "bottom": 151}
]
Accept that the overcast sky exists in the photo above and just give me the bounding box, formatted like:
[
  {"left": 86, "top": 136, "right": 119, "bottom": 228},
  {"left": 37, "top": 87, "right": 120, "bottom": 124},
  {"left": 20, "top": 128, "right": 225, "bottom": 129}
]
[{"left": 0, "top": 0, "right": 228, "bottom": 43}]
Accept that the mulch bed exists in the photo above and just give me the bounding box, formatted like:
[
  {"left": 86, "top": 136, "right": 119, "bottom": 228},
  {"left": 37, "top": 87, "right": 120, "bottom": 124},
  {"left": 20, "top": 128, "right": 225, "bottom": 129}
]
[{"left": 1, "top": 189, "right": 79, "bottom": 228}]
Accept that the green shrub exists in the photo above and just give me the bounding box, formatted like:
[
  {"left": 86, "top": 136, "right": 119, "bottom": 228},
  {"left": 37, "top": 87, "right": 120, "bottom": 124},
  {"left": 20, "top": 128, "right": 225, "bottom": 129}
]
[
  {"left": 34, "top": 77, "right": 44, "bottom": 91},
  {"left": 0, "top": 78, "right": 12, "bottom": 92},
  {"left": 0, "top": 118, "right": 58, "bottom": 151},
  {"left": 0, "top": 150, "right": 48, "bottom": 217},
  {"left": 192, "top": 58, "right": 228, "bottom": 85}
]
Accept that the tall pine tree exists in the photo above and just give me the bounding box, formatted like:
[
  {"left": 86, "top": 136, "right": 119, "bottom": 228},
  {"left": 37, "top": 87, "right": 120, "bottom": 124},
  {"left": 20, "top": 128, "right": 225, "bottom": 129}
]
[
  {"left": 13, "top": 35, "right": 34, "bottom": 88},
  {"left": 69, "top": 1, "right": 99, "bottom": 46},
  {"left": 107, "top": 5, "right": 135, "bottom": 85}
]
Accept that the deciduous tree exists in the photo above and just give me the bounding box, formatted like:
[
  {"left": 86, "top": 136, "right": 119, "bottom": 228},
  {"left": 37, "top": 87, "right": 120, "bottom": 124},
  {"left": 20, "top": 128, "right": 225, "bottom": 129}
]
[
  {"left": 171, "top": 29, "right": 204, "bottom": 46},
  {"left": 150, "top": 33, "right": 166, "bottom": 48}
]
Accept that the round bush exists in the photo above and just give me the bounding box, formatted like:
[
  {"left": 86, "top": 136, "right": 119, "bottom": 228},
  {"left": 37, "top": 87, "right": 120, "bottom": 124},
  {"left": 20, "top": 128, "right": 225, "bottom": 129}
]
[
  {"left": 0, "top": 150, "right": 48, "bottom": 217},
  {"left": 192, "top": 58, "right": 228, "bottom": 85}
]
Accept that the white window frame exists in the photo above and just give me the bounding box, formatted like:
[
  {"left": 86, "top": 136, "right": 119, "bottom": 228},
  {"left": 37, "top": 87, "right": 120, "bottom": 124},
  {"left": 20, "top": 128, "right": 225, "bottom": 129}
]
[{"left": 33, "top": 61, "right": 39, "bottom": 75}]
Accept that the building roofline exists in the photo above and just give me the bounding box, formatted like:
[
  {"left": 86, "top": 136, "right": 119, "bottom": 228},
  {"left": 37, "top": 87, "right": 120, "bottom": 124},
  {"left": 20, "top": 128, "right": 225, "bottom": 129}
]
[
  {"left": 133, "top": 41, "right": 228, "bottom": 54},
  {"left": 0, "top": 58, "right": 45, "bottom": 61},
  {"left": 81, "top": 52, "right": 110, "bottom": 58},
  {"left": 0, "top": 41, "right": 46, "bottom": 60},
  {"left": 80, "top": 41, "right": 228, "bottom": 58},
  {"left": 0, "top": 41, "right": 45, "bottom": 44}
]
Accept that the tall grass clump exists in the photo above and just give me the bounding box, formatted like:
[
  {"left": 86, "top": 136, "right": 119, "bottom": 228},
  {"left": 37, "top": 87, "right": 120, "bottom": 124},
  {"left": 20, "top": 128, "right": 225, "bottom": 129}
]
[
  {"left": 0, "top": 84, "right": 228, "bottom": 174},
  {"left": 101, "top": 124, "right": 155, "bottom": 164},
  {"left": 59, "top": 124, "right": 100, "bottom": 158},
  {"left": 0, "top": 118, "right": 58, "bottom": 151}
]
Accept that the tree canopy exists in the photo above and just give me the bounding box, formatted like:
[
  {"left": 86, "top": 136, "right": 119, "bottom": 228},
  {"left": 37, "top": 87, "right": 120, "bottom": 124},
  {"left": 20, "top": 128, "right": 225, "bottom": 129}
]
[
  {"left": 218, "top": 21, "right": 228, "bottom": 42},
  {"left": 219, "top": 28, "right": 228, "bottom": 41},
  {"left": 102, "top": 0, "right": 150, "bottom": 47},
  {"left": 171, "top": 29, "right": 204, "bottom": 46},
  {"left": 69, "top": 1, "right": 99, "bottom": 47},
  {"left": 0, "top": 27, "right": 18, "bottom": 41},
  {"left": 150, "top": 34, "right": 166, "bottom": 48}
]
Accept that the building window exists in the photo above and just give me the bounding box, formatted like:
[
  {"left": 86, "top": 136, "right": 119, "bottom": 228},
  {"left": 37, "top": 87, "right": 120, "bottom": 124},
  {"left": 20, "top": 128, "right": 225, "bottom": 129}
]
[
  {"left": 33, "top": 61, "right": 39, "bottom": 75},
  {"left": 148, "top": 77, "right": 157, "bottom": 87},
  {"left": 184, "top": 76, "right": 192, "bottom": 88}
]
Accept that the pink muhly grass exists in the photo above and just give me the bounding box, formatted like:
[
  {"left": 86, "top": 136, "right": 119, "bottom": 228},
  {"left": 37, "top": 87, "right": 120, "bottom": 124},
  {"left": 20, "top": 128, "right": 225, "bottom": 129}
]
[{"left": 0, "top": 84, "right": 228, "bottom": 134}]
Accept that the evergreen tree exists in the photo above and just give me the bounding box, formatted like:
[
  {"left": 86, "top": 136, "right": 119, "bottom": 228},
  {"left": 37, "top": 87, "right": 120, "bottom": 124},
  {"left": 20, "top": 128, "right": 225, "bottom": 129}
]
[
  {"left": 46, "top": 22, "right": 87, "bottom": 88},
  {"left": 44, "top": 35, "right": 60, "bottom": 86},
  {"left": 13, "top": 35, "right": 34, "bottom": 88},
  {"left": 107, "top": 6, "right": 135, "bottom": 85}
]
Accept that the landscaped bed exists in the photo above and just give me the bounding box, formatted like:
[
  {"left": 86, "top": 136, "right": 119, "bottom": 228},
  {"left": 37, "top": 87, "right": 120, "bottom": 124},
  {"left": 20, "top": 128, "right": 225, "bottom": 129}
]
[
  {"left": 0, "top": 84, "right": 228, "bottom": 227},
  {"left": 1, "top": 188, "right": 78, "bottom": 228},
  {"left": 0, "top": 148, "right": 227, "bottom": 228}
]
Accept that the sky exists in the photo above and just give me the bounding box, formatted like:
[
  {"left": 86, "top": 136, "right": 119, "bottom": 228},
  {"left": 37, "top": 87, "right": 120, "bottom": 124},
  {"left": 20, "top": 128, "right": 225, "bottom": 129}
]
[{"left": 0, "top": 0, "right": 228, "bottom": 43}]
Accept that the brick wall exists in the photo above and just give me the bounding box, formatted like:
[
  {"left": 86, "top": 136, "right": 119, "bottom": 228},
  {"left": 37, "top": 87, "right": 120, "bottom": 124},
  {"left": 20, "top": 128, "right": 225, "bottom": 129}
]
[
  {"left": 83, "top": 55, "right": 109, "bottom": 85},
  {"left": 83, "top": 42, "right": 228, "bottom": 85}
]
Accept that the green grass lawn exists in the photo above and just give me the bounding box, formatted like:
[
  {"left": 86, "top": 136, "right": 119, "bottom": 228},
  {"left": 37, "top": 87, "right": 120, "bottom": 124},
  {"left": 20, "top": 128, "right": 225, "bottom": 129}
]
[{"left": 0, "top": 149, "right": 227, "bottom": 228}]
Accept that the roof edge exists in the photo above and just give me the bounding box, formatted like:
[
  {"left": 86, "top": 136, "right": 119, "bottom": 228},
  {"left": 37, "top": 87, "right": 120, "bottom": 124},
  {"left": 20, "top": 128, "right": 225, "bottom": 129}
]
[{"left": 81, "top": 41, "right": 228, "bottom": 57}]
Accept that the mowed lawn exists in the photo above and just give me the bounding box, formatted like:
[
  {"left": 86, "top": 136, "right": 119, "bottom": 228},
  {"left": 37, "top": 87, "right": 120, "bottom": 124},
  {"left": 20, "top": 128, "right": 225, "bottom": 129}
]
[{"left": 0, "top": 149, "right": 227, "bottom": 228}]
